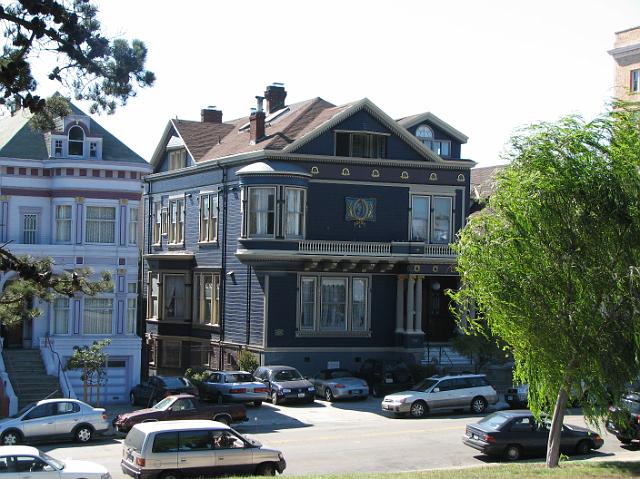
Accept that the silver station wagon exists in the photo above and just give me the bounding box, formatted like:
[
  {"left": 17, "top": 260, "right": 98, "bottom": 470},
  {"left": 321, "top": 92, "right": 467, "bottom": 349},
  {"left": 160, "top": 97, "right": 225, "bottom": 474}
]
[
  {"left": 382, "top": 374, "right": 499, "bottom": 418},
  {"left": 0, "top": 398, "right": 109, "bottom": 445}
]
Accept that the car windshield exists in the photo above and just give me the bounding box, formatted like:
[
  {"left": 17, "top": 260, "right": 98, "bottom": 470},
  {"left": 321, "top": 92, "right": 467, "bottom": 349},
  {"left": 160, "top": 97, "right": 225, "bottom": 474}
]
[
  {"left": 39, "top": 451, "right": 64, "bottom": 470},
  {"left": 329, "top": 370, "right": 353, "bottom": 379},
  {"left": 274, "top": 369, "right": 303, "bottom": 381},
  {"left": 478, "top": 412, "right": 509, "bottom": 429},
  {"left": 124, "top": 428, "right": 146, "bottom": 452},
  {"left": 411, "top": 379, "right": 438, "bottom": 391},
  {"left": 161, "top": 377, "right": 190, "bottom": 388},
  {"left": 225, "top": 374, "right": 254, "bottom": 383},
  {"left": 622, "top": 398, "right": 640, "bottom": 414},
  {"left": 153, "top": 397, "right": 173, "bottom": 410},
  {"left": 11, "top": 402, "right": 35, "bottom": 418}
]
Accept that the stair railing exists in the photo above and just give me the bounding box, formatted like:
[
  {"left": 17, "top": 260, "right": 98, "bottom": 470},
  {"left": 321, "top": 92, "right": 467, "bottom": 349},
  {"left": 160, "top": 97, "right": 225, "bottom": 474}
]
[{"left": 43, "top": 334, "right": 72, "bottom": 398}]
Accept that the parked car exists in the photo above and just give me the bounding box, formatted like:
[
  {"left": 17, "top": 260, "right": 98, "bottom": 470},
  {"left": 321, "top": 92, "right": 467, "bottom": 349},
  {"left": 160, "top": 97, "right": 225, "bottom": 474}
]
[
  {"left": 606, "top": 392, "right": 640, "bottom": 444},
  {"left": 253, "top": 365, "right": 315, "bottom": 405},
  {"left": 0, "top": 445, "right": 110, "bottom": 478},
  {"left": 121, "top": 420, "right": 286, "bottom": 478},
  {"left": 462, "top": 410, "right": 603, "bottom": 460},
  {"left": 113, "top": 394, "right": 247, "bottom": 433},
  {"left": 356, "top": 359, "right": 414, "bottom": 397},
  {"left": 0, "top": 398, "right": 109, "bottom": 445},
  {"left": 129, "top": 376, "right": 198, "bottom": 406},
  {"left": 198, "top": 370, "right": 270, "bottom": 406},
  {"left": 310, "top": 368, "right": 369, "bottom": 402},
  {"left": 382, "top": 374, "right": 498, "bottom": 418},
  {"left": 505, "top": 384, "right": 529, "bottom": 409}
]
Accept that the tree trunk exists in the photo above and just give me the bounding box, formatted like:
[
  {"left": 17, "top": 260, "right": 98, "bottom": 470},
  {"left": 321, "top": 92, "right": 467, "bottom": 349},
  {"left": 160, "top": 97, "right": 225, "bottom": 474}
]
[
  {"left": 82, "top": 367, "right": 88, "bottom": 403},
  {"left": 546, "top": 385, "right": 569, "bottom": 467}
]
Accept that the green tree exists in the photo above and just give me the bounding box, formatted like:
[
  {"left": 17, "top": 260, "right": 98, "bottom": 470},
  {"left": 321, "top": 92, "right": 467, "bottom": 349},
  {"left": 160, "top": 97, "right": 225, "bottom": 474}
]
[
  {"left": 450, "top": 105, "right": 640, "bottom": 467},
  {"left": 65, "top": 338, "right": 110, "bottom": 405},
  {"left": 237, "top": 349, "right": 259, "bottom": 373},
  {"left": 0, "top": 0, "right": 155, "bottom": 114},
  {"left": 450, "top": 327, "right": 508, "bottom": 374}
]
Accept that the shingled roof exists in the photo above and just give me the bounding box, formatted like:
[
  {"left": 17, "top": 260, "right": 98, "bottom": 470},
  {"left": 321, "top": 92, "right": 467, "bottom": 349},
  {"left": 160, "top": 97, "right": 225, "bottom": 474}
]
[{"left": 470, "top": 165, "right": 506, "bottom": 200}]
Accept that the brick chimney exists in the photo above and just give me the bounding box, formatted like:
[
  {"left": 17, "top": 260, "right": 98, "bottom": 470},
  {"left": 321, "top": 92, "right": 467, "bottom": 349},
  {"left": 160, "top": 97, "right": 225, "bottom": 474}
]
[
  {"left": 201, "top": 106, "right": 222, "bottom": 123},
  {"left": 264, "top": 83, "right": 287, "bottom": 114},
  {"left": 250, "top": 96, "right": 265, "bottom": 144}
]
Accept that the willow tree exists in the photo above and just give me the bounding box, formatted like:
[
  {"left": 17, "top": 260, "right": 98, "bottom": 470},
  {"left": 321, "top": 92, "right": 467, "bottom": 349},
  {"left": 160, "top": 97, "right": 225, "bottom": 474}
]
[{"left": 451, "top": 105, "right": 640, "bottom": 467}]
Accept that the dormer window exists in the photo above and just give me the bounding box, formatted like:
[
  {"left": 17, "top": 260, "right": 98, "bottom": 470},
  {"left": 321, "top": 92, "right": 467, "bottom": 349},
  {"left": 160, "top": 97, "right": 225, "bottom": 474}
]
[
  {"left": 54, "top": 140, "right": 63, "bottom": 157},
  {"left": 335, "top": 132, "right": 387, "bottom": 159},
  {"left": 68, "top": 126, "right": 85, "bottom": 156},
  {"left": 168, "top": 150, "right": 186, "bottom": 170},
  {"left": 416, "top": 124, "right": 451, "bottom": 157},
  {"left": 89, "top": 142, "right": 98, "bottom": 158}
]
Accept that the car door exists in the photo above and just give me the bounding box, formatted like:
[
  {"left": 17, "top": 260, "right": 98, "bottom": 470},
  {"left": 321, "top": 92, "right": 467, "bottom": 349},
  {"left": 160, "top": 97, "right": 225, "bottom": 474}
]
[
  {"left": 507, "top": 416, "right": 547, "bottom": 454},
  {"left": 177, "top": 430, "right": 216, "bottom": 476},
  {"left": 53, "top": 401, "right": 81, "bottom": 436},
  {"left": 170, "top": 398, "right": 198, "bottom": 420},
  {"left": 212, "top": 430, "right": 253, "bottom": 475},
  {"left": 20, "top": 403, "right": 56, "bottom": 440},
  {"left": 427, "top": 380, "right": 455, "bottom": 410},
  {"left": 15, "top": 455, "right": 58, "bottom": 479},
  {"left": 205, "top": 373, "right": 223, "bottom": 399},
  {"left": 148, "top": 432, "right": 179, "bottom": 471}
]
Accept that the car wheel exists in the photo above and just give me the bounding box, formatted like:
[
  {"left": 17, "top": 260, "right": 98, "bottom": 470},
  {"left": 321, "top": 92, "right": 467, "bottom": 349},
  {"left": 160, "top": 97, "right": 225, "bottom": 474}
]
[
  {"left": 504, "top": 444, "right": 522, "bottom": 461},
  {"left": 324, "top": 388, "right": 334, "bottom": 402},
  {"left": 471, "top": 396, "right": 488, "bottom": 414},
  {"left": 271, "top": 391, "right": 280, "bottom": 405},
  {"left": 129, "top": 392, "right": 137, "bottom": 406},
  {"left": 256, "top": 462, "right": 276, "bottom": 476},
  {"left": 409, "top": 400, "right": 427, "bottom": 418},
  {"left": 575, "top": 439, "right": 592, "bottom": 455},
  {"left": 253, "top": 401, "right": 263, "bottom": 407},
  {"left": 160, "top": 471, "right": 181, "bottom": 479},
  {"left": 74, "top": 425, "right": 93, "bottom": 443},
  {"left": 617, "top": 435, "right": 632, "bottom": 445},
  {"left": 1, "top": 430, "right": 21, "bottom": 445}
]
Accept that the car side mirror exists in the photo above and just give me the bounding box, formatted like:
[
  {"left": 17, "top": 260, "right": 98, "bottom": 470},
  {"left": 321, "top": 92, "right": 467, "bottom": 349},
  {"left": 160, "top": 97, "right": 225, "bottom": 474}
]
[{"left": 433, "top": 387, "right": 440, "bottom": 393}]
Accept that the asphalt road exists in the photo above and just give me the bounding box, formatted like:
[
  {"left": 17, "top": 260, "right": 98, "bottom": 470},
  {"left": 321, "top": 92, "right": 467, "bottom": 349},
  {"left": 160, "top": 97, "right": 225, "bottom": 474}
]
[{"left": 39, "top": 397, "right": 640, "bottom": 477}]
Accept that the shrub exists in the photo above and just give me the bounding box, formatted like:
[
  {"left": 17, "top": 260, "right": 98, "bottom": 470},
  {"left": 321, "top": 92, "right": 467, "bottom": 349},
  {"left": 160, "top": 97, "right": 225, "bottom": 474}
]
[
  {"left": 184, "top": 367, "right": 210, "bottom": 387},
  {"left": 238, "top": 350, "right": 259, "bottom": 373}
]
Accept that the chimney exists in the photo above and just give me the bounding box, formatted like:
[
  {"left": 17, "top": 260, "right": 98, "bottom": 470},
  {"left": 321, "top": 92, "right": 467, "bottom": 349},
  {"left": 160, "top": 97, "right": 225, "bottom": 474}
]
[
  {"left": 264, "top": 83, "right": 287, "bottom": 114},
  {"left": 250, "top": 96, "right": 265, "bottom": 144},
  {"left": 201, "top": 106, "right": 222, "bottom": 123}
]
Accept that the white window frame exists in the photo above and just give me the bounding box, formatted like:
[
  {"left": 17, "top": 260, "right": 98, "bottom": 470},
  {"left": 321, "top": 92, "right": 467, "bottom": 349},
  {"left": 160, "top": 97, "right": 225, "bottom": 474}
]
[
  {"left": 409, "top": 194, "right": 454, "bottom": 244},
  {"left": 284, "top": 187, "right": 305, "bottom": 238},
  {"left": 53, "top": 139, "right": 63, "bottom": 157},
  {"left": 410, "top": 195, "right": 430, "bottom": 242},
  {"left": 415, "top": 124, "right": 451, "bottom": 157},
  {"left": 148, "top": 273, "right": 159, "bottom": 319},
  {"left": 82, "top": 297, "right": 114, "bottom": 335},
  {"left": 431, "top": 196, "right": 453, "bottom": 245},
  {"left": 52, "top": 297, "right": 70, "bottom": 335},
  {"left": 126, "top": 283, "right": 137, "bottom": 335},
  {"left": 163, "top": 273, "right": 187, "bottom": 320},
  {"left": 632, "top": 69, "right": 640, "bottom": 93},
  {"left": 152, "top": 201, "right": 162, "bottom": 245},
  {"left": 68, "top": 125, "right": 85, "bottom": 157},
  {"left": 247, "top": 187, "right": 276, "bottom": 238},
  {"left": 168, "top": 198, "right": 185, "bottom": 245},
  {"left": 199, "top": 193, "right": 218, "bottom": 243},
  {"left": 85, "top": 205, "right": 116, "bottom": 244},
  {"left": 168, "top": 150, "right": 186, "bottom": 170},
  {"left": 54, "top": 204, "right": 72, "bottom": 244},
  {"left": 22, "top": 213, "right": 38, "bottom": 244},
  {"left": 128, "top": 206, "right": 139, "bottom": 246},
  {"left": 193, "top": 272, "right": 220, "bottom": 326},
  {"left": 89, "top": 141, "right": 98, "bottom": 158}
]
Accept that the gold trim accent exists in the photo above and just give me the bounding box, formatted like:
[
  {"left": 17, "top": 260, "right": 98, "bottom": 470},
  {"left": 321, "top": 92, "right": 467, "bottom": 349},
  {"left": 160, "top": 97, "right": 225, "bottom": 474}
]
[
  {"left": 75, "top": 197, "right": 85, "bottom": 203},
  {"left": 400, "top": 171, "right": 409, "bottom": 180},
  {"left": 310, "top": 166, "right": 319, "bottom": 175},
  {"left": 429, "top": 172, "right": 438, "bottom": 181},
  {"left": 457, "top": 173, "right": 465, "bottom": 182},
  {"left": 371, "top": 169, "right": 380, "bottom": 178},
  {"left": 341, "top": 168, "right": 350, "bottom": 176},
  {"left": 0, "top": 195, "right": 9, "bottom": 201},
  {"left": 432, "top": 265, "right": 439, "bottom": 273},
  {"left": 119, "top": 199, "right": 129, "bottom": 205}
]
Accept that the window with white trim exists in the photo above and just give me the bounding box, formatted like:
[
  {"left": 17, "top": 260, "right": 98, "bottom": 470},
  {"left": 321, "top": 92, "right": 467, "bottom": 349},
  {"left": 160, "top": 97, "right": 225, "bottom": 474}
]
[
  {"left": 53, "top": 297, "right": 70, "bottom": 335},
  {"left": 168, "top": 198, "right": 184, "bottom": 244},
  {"left": 127, "top": 283, "right": 137, "bottom": 335},
  {"left": 22, "top": 213, "right": 37, "bottom": 244},
  {"left": 85, "top": 206, "right": 116, "bottom": 244},
  {"left": 161, "top": 340, "right": 181, "bottom": 368},
  {"left": 299, "top": 276, "right": 370, "bottom": 333},
  {"left": 285, "top": 188, "right": 305, "bottom": 237},
  {"left": 128, "top": 207, "right": 138, "bottom": 245},
  {"left": 54, "top": 139, "right": 63, "bottom": 157},
  {"left": 164, "top": 274, "right": 186, "bottom": 319},
  {"left": 55, "top": 205, "right": 72, "bottom": 243},
  {"left": 632, "top": 69, "right": 640, "bottom": 93},
  {"left": 248, "top": 187, "right": 275, "bottom": 237},
  {"left": 168, "top": 150, "right": 186, "bottom": 170},
  {"left": 68, "top": 126, "right": 85, "bottom": 156},
  {"left": 410, "top": 195, "right": 452, "bottom": 244},
  {"left": 335, "top": 132, "right": 387, "bottom": 158},
  {"left": 199, "top": 193, "right": 218, "bottom": 242},
  {"left": 194, "top": 273, "right": 220, "bottom": 326},
  {"left": 410, "top": 195, "right": 430, "bottom": 242},
  {"left": 83, "top": 297, "right": 113, "bottom": 334},
  {"left": 148, "top": 273, "right": 159, "bottom": 319},
  {"left": 432, "top": 196, "right": 452, "bottom": 244},
  {"left": 152, "top": 201, "right": 162, "bottom": 244},
  {"left": 416, "top": 124, "right": 451, "bottom": 157},
  {"left": 89, "top": 142, "right": 98, "bottom": 158}
]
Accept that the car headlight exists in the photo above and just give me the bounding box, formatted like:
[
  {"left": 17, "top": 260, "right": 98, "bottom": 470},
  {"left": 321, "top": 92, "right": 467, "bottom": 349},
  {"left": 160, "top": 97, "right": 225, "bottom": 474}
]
[
  {"left": 282, "top": 388, "right": 291, "bottom": 393},
  {"left": 308, "top": 387, "right": 315, "bottom": 392}
]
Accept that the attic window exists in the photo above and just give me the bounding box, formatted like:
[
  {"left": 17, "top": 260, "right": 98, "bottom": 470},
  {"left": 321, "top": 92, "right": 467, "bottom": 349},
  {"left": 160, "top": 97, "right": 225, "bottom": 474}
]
[
  {"left": 335, "top": 132, "right": 386, "bottom": 159},
  {"left": 416, "top": 124, "right": 450, "bottom": 158},
  {"left": 168, "top": 150, "right": 186, "bottom": 170},
  {"left": 68, "top": 126, "right": 84, "bottom": 156}
]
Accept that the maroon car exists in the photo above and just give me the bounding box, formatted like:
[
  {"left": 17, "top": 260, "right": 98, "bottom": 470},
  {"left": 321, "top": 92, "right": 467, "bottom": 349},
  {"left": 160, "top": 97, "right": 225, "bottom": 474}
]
[{"left": 113, "top": 394, "right": 247, "bottom": 432}]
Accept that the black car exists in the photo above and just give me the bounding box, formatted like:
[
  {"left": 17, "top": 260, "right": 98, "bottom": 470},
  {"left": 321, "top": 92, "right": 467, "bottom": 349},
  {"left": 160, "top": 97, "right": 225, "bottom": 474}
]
[
  {"left": 356, "top": 359, "right": 414, "bottom": 397},
  {"left": 253, "top": 365, "right": 315, "bottom": 405},
  {"left": 129, "top": 376, "right": 198, "bottom": 406},
  {"left": 606, "top": 392, "right": 640, "bottom": 444},
  {"left": 463, "top": 410, "right": 603, "bottom": 460}
]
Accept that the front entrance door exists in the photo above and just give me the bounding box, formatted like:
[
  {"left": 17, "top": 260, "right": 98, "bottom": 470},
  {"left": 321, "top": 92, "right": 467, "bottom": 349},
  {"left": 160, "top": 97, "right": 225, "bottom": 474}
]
[
  {"left": 0, "top": 282, "right": 33, "bottom": 349},
  {"left": 422, "top": 276, "right": 458, "bottom": 342}
]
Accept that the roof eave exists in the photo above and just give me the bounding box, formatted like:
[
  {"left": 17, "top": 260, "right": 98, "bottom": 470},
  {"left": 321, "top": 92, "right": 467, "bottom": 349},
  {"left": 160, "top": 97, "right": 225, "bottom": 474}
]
[{"left": 396, "top": 112, "right": 469, "bottom": 143}]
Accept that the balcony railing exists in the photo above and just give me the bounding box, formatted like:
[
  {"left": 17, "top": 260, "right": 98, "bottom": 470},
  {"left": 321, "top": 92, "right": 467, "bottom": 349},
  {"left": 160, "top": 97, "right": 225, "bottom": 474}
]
[{"left": 297, "top": 240, "right": 455, "bottom": 257}]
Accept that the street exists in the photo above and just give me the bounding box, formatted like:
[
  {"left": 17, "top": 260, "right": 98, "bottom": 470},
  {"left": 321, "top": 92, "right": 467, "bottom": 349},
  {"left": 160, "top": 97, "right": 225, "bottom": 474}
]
[{"left": 38, "top": 398, "right": 640, "bottom": 478}]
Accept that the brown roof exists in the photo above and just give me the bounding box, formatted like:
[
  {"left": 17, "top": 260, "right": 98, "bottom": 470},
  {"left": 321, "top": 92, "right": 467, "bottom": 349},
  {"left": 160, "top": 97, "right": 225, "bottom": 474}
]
[
  {"left": 470, "top": 165, "right": 506, "bottom": 199},
  {"left": 169, "top": 98, "right": 357, "bottom": 164}
]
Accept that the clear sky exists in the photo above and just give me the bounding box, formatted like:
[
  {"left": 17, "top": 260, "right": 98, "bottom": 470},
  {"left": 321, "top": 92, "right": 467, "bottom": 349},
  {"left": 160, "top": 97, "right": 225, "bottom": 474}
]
[{"left": 36, "top": 0, "right": 640, "bottom": 167}]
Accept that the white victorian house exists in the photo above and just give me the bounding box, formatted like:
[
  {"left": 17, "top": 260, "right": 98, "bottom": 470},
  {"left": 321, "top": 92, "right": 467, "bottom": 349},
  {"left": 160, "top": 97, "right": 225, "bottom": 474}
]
[{"left": 0, "top": 103, "right": 151, "bottom": 406}]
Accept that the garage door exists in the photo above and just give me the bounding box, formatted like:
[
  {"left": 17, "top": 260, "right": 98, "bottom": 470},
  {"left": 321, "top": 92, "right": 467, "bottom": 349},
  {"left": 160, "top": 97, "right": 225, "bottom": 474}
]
[{"left": 67, "top": 357, "right": 130, "bottom": 405}]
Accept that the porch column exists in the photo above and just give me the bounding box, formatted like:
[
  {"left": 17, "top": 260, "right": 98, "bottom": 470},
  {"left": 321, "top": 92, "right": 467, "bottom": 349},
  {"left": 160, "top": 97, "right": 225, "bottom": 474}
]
[
  {"left": 395, "top": 276, "right": 405, "bottom": 333},
  {"left": 406, "top": 276, "right": 415, "bottom": 333},
  {"left": 414, "top": 276, "right": 423, "bottom": 333}
]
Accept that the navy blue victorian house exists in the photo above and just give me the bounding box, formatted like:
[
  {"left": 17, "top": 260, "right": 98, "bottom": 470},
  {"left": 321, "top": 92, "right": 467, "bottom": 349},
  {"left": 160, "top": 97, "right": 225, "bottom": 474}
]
[{"left": 143, "top": 84, "right": 475, "bottom": 375}]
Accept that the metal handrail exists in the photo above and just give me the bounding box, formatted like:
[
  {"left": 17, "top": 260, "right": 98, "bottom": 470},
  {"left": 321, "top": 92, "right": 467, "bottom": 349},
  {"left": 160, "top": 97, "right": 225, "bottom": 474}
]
[{"left": 43, "top": 334, "right": 72, "bottom": 398}]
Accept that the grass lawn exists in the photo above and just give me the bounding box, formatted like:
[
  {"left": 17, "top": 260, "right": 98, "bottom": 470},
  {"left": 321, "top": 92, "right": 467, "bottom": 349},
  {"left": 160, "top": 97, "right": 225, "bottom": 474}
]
[{"left": 253, "top": 462, "right": 640, "bottom": 478}]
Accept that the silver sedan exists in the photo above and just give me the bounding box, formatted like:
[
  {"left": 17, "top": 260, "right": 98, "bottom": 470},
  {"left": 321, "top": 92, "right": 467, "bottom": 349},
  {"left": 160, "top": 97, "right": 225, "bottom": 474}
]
[
  {"left": 198, "top": 371, "right": 270, "bottom": 406},
  {"left": 311, "top": 369, "right": 369, "bottom": 402}
]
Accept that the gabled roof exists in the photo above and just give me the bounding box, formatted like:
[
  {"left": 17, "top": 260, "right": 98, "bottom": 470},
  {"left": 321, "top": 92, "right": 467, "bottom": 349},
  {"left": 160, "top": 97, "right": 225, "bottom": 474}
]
[
  {"left": 396, "top": 112, "right": 468, "bottom": 143},
  {"left": 0, "top": 102, "right": 146, "bottom": 164},
  {"left": 150, "top": 97, "right": 449, "bottom": 168},
  {"left": 470, "top": 165, "right": 506, "bottom": 200}
]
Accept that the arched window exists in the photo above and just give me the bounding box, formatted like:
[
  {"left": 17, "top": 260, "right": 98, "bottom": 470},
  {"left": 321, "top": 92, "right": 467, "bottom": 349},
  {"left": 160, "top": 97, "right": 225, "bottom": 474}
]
[
  {"left": 415, "top": 125, "right": 434, "bottom": 142},
  {"left": 68, "top": 126, "right": 85, "bottom": 156}
]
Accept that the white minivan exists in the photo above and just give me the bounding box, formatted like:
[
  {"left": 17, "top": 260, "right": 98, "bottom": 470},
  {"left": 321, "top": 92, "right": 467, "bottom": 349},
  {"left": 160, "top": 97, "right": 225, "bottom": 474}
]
[{"left": 120, "top": 420, "right": 286, "bottom": 478}]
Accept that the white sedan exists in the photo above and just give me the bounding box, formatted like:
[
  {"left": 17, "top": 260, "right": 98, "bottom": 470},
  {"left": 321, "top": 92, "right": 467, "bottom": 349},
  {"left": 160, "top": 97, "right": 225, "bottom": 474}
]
[{"left": 0, "top": 446, "right": 110, "bottom": 478}]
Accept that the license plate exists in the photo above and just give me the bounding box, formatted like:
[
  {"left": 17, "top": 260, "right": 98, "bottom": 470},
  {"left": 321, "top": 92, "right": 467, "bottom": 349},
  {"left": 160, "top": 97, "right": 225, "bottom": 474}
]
[
  {"left": 384, "top": 378, "right": 393, "bottom": 384},
  {"left": 506, "top": 395, "right": 514, "bottom": 400},
  {"left": 383, "top": 404, "right": 391, "bottom": 410},
  {"left": 353, "top": 390, "right": 360, "bottom": 395},
  {"left": 298, "top": 393, "right": 305, "bottom": 398}
]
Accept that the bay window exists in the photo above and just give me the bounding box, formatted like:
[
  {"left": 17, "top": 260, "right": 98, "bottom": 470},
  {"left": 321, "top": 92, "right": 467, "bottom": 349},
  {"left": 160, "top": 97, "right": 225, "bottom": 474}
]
[
  {"left": 351, "top": 278, "right": 368, "bottom": 331},
  {"left": 300, "top": 277, "right": 316, "bottom": 331},
  {"left": 194, "top": 273, "right": 220, "bottom": 326},
  {"left": 248, "top": 187, "right": 275, "bottom": 237},
  {"left": 55, "top": 205, "right": 72, "bottom": 243},
  {"left": 53, "top": 297, "right": 70, "bottom": 335},
  {"left": 161, "top": 340, "right": 181, "bottom": 368},
  {"left": 85, "top": 206, "right": 115, "bottom": 244},
  {"left": 148, "top": 274, "right": 159, "bottom": 319},
  {"left": 285, "top": 188, "right": 305, "bottom": 237},
  {"left": 164, "top": 274, "right": 186, "bottom": 319},
  {"left": 83, "top": 297, "right": 113, "bottom": 334},
  {"left": 152, "top": 201, "right": 162, "bottom": 244},
  {"left": 199, "top": 193, "right": 218, "bottom": 242}
]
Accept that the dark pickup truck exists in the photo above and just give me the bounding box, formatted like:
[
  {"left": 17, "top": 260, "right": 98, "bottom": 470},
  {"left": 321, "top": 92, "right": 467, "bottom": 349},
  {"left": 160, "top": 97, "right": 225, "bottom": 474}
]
[{"left": 113, "top": 394, "right": 247, "bottom": 433}]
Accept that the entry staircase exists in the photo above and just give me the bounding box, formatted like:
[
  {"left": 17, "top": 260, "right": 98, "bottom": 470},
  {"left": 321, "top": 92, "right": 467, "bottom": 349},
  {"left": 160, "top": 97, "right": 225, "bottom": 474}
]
[{"left": 3, "top": 349, "right": 60, "bottom": 409}]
